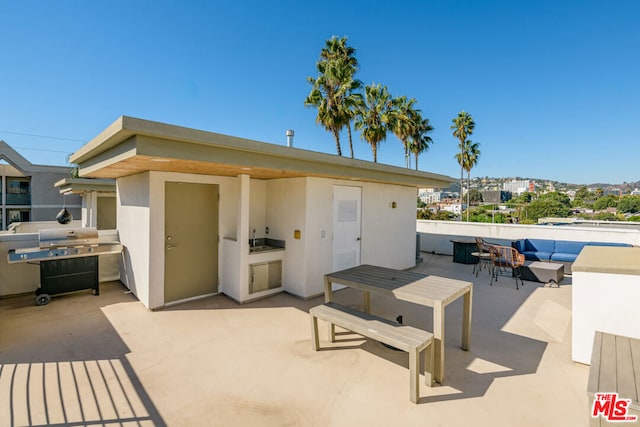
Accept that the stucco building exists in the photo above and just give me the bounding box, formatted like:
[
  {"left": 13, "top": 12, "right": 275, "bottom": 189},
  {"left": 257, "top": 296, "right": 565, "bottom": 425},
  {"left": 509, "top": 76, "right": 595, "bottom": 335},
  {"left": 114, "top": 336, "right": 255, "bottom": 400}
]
[
  {"left": 0, "top": 141, "right": 81, "bottom": 230},
  {"left": 70, "top": 116, "right": 455, "bottom": 309}
]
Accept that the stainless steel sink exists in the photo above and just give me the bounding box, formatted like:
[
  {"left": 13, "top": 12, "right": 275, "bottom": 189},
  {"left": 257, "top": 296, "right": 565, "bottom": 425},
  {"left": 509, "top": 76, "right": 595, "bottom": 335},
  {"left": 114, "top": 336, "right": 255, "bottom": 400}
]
[
  {"left": 248, "top": 238, "right": 285, "bottom": 254},
  {"left": 251, "top": 245, "right": 272, "bottom": 251},
  {"left": 249, "top": 245, "right": 282, "bottom": 253}
]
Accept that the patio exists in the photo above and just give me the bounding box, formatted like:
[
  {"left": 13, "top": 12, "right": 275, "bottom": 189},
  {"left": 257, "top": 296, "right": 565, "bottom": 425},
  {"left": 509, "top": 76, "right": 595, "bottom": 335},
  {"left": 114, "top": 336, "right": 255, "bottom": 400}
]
[{"left": 0, "top": 252, "right": 589, "bottom": 426}]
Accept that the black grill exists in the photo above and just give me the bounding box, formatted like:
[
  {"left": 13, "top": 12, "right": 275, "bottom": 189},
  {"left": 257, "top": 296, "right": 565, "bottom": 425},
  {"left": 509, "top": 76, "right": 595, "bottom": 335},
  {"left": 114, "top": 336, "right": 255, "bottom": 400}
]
[{"left": 7, "top": 227, "right": 123, "bottom": 305}]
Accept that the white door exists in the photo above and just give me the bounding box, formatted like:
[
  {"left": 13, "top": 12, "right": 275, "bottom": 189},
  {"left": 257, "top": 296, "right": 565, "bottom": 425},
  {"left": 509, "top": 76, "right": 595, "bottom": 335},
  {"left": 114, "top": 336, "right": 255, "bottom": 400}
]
[{"left": 332, "top": 186, "right": 362, "bottom": 273}]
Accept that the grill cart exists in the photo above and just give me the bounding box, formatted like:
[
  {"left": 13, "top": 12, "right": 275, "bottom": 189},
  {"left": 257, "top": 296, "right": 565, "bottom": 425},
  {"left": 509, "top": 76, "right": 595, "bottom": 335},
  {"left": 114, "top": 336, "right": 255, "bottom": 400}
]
[{"left": 7, "top": 228, "right": 123, "bottom": 305}]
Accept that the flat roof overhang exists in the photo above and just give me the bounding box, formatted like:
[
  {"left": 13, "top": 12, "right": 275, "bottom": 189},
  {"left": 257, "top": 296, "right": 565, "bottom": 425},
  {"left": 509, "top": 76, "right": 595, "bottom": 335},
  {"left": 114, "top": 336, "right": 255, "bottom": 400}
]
[
  {"left": 55, "top": 178, "right": 116, "bottom": 195},
  {"left": 70, "top": 116, "right": 456, "bottom": 188}
]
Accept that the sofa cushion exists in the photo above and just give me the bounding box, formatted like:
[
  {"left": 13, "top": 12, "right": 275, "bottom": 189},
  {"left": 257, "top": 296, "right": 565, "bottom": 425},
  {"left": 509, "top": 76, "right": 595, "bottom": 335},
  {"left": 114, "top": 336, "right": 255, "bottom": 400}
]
[
  {"left": 554, "top": 240, "right": 588, "bottom": 255},
  {"left": 587, "top": 242, "right": 632, "bottom": 248},
  {"left": 522, "top": 239, "right": 556, "bottom": 253},
  {"left": 551, "top": 252, "right": 578, "bottom": 263},
  {"left": 513, "top": 239, "right": 554, "bottom": 262},
  {"left": 522, "top": 251, "right": 553, "bottom": 262}
]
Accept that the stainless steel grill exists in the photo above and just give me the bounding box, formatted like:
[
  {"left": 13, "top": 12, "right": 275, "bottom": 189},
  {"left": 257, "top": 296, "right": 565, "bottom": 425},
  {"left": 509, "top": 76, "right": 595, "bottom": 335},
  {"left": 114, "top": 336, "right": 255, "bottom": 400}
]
[
  {"left": 8, "top": 227, "right": 123, "bottom": 263},
  {"left": 6, "top": 227, "right": 123, "bottom": 305}
]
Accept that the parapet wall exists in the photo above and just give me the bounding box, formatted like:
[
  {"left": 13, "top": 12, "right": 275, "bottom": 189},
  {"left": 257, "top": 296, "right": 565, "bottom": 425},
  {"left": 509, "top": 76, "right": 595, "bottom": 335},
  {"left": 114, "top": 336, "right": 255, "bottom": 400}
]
[{"left": 417, "top": 220, "right": 640, "bottom": 255}]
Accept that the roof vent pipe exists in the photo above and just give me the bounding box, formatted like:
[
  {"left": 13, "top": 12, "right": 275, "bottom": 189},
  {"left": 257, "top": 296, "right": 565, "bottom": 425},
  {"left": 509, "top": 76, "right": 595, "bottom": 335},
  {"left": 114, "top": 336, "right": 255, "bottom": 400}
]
[{"left": 286, "top": 129, "right": 294, "bottom": 147}]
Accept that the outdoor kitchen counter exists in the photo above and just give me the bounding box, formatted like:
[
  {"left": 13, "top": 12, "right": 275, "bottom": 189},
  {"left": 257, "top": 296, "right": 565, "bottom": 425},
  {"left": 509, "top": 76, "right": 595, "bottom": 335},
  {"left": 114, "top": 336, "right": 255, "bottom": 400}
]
[
  {"left": 572, "top": 245, "right": 640, "bottom": 365},
  {"left": 572, "top": 246, "right": 640, "bottom": 275}
]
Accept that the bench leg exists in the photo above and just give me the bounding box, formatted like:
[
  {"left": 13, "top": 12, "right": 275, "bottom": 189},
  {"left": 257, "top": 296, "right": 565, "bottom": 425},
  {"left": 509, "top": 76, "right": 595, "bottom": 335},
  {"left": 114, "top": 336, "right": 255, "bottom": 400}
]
[
  {"left": 425, "top": 341, "right": 434, "bottom": 387},
  {"left": 328, "top": 323, "right": 336, "bottom": 343},
  {"left": 310, "top": 314, "right": 320, "bottom": 351},
  {"left": 409, "top": 347, "right": 419, "bottom": 404}
]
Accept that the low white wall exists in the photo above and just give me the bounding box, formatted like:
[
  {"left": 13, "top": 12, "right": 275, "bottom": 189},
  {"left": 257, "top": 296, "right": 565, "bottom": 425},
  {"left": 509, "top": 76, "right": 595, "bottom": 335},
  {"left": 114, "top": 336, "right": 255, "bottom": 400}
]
[
  {"left": 6, "top": 220, "right": 82, "bottom": 233},
  {"left": 417, "top": 220, "right": 640, "bottom": 255},
  {"left": 572, "top": 271, "right": 640, "bottom": 364},
  {"left": 221, "top": 238, "right": 241, "bottom": 302},
  {"left": 0, "top": 233, "right": 39, "bottom": 296},
  {"left": 98, "top": 229, "right": 121, "bottom": 282}
]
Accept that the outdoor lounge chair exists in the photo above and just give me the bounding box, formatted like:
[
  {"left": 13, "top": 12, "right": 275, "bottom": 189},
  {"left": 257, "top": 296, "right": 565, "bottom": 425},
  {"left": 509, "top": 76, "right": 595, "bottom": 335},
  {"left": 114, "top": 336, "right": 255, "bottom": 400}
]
[
  {"left": 489, "top": 245, "right": 525, "bottom": 289},
  {"left": 473, "top": 237, "right": 499, "bottom": 276}
]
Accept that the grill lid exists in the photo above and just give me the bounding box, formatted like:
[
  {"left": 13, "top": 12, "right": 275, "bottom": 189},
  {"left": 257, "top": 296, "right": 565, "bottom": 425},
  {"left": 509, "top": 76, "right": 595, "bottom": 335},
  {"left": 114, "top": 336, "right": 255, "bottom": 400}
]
[{"left": 39, "top": 227, "right": 99, "bottom": 248}]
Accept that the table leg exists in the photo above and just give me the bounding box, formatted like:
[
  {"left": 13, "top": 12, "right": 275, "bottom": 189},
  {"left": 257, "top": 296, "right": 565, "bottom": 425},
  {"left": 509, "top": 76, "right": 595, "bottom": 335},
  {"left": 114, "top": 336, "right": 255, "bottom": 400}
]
[
  {"left": 363, "top": 291, "right": 371, "bottom": 313},
  {"left": 433, "top": 302, "right": 445, "bottom": 384},
  {"left": 324, "top": 276, "right": 333, "bottom": 303},
  {"left": 462, "top": 287, "right": 472, "bottom": 351},
  {"left": 324, "top": 276, "right": 335, "bottom": 342}
]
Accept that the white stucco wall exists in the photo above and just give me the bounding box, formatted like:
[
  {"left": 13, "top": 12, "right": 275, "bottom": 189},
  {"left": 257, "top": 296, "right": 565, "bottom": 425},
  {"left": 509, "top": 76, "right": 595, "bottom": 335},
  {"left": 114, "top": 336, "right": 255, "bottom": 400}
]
[
  {"left": 81, "top": 192, "right": 96, "bottom": 228},
  {"left": 0, "top": 233, "right": 39, "bottom": 296},
  {"left": 117, "top": 173, "right": 152, "bottom": 307},
  {"left": 266, "top": 178, "right": 307, "bottom": 297},
  {"left": 118, "top": 171, "right": 237, "bottom": 309},
  {"left": 114, "top": 171, "right": 422, "bottom": 305},
  {"left": 303, "top": 178, "right": 334, "bottom": 297},
  {"left": 572, "top": 270, "right": 640, "bottom": 364},
  {"left": 301, "top": 179, "right": 418, "bottom": 298},
  {"left": 260, "top": 177, "right": 418, "bottom": 299},
  {"left": 361, "top": 183, "right": 416, "bottom": 270},
  {"left": 250, "top": 179, "right": 266, "bottom": 240}
]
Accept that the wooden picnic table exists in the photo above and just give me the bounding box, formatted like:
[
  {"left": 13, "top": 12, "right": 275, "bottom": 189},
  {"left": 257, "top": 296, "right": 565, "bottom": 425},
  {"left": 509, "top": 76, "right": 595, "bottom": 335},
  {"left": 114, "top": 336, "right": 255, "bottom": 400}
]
[{"left": 324, "top": 264, "right": 473, "bottom": 384}]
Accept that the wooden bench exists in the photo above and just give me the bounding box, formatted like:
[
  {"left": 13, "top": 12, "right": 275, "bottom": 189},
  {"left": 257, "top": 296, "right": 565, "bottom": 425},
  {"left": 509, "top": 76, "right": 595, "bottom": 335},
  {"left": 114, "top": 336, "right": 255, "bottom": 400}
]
[
  {"left": 588, "top": 331, "right": 640, "bottom": 426},
  {"left": 309, "top": 302, "right": 434, "bottom": 403}
]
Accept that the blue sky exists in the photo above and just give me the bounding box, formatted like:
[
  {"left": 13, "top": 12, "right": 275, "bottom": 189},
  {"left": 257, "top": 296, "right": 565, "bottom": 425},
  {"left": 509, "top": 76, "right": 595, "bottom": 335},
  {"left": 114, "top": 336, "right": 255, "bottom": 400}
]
[{"left": 1, "top": 0, "right": 638, "bottom": 185}]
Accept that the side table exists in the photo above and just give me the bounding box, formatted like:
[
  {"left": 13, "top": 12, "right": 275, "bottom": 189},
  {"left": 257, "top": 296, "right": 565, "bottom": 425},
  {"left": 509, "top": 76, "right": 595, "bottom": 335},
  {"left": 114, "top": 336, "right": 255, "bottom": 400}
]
[{"left": 471, "top": 251, "right": 493, "bottom": 277}]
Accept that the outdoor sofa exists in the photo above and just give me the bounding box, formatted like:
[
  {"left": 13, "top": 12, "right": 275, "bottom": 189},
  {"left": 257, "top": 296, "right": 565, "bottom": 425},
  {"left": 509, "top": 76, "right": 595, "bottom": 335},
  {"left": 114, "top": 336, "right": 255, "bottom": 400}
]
[{"left": 512, "top": 238, "right": 632, "bottom": 274}]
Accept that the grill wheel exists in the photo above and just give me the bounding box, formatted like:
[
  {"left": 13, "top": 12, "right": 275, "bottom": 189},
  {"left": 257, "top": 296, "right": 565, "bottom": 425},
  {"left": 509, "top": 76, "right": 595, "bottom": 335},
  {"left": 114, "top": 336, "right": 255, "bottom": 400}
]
[{"left": 35, "top": 294, "right": 51, "bottom": 306}]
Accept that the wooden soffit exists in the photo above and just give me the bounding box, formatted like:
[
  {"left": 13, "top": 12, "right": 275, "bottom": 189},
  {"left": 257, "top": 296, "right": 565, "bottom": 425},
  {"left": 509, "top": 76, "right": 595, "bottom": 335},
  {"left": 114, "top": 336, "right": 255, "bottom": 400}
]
[{"left": 70, "top": 116, "right": 456, "bottom": 188}]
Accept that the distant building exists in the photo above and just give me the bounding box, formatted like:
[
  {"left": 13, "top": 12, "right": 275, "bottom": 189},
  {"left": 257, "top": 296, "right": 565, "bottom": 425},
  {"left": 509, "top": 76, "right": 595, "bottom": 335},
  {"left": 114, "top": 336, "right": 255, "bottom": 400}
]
[
  {"left": 502, "top": 179, "right": 534, "bottom": 195},
  {"left": 418, "top": 188, "right": 442, "bottom": 204},
  {"left": 0, "top": 141, "right": 81, "bottom": 230},
  {"left": 631, "top": 188, "right": 640, "bottom": 196},
  {"left": 603, "top": 188, "right": 622, "bottom": 197},
  {"left": 437, "top": 198, "right": 464, "bottom": 216},
  {"left": 480, "top": 190, "right": 511, "bottom": 204}
]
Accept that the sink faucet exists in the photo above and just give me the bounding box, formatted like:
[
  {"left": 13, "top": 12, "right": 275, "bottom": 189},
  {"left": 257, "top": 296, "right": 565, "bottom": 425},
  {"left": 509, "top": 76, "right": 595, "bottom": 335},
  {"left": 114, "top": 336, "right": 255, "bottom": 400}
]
[{"left": 252, "top": 229, "right": 256, "bottom": 248}]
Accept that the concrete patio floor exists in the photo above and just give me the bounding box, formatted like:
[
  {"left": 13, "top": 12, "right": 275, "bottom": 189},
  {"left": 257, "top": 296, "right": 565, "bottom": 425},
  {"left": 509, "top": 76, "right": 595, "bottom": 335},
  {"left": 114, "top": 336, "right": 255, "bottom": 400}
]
[{"left": 1, "top": 253, "right": 590, "bottom": 426}]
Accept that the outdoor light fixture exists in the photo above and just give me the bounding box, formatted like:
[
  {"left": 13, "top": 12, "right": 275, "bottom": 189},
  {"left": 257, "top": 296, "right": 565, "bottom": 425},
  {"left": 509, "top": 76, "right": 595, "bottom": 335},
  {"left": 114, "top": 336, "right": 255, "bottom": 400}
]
[{"left": 56, "top": 207, "right": 73, "bottom": 224}]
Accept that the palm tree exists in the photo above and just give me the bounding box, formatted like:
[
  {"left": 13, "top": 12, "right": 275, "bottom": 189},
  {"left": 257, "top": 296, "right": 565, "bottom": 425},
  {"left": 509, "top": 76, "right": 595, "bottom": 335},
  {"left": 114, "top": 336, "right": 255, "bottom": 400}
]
[
  {"left": 354, "top": 83, "right": 393, "bottom": 162},
  {"left": 305, "top": 36, "right": 360, "bottom": 157},
  {"left": 341, "top": 80, "right": 364, "bottom": 159},
  {"left": 451, "top": 111, "right": 475, "bottom": 219},
  {"left": 408, "top": 116, "right": 434, "bottom": 170},
  {"left": 455, "top": 139, "right": 481, "bottom": 221},
  {"left": 320, "top": 36, "right": 361, "bottom": 159},
  {"left": 389, "top": 96, "right": 419, "bottom": 168}
]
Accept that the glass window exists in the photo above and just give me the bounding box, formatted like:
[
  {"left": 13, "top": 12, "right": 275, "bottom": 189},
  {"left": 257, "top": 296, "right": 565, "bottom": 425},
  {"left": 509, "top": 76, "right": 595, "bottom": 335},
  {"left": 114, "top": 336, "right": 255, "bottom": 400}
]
[
  {"left": 7, "top": 209, "right": 30, "bottom": 226},
  {"left": 6, "top": 177, "right": 31, "bottom": 205}
]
